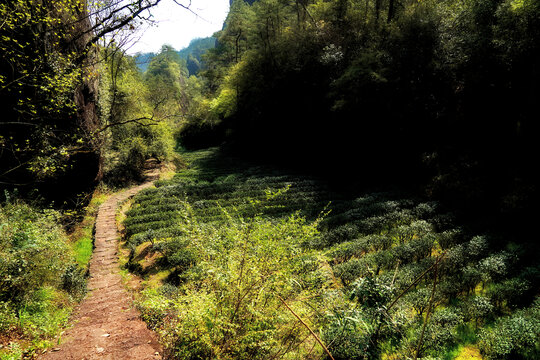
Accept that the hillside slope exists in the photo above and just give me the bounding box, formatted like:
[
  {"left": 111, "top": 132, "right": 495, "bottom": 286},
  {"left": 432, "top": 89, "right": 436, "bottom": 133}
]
[
  {"left": 134, "top": 37, "right": 215, "bottom": 73},
  {"left": 121, "top": 148, "right": 539, "bottom": 360}
]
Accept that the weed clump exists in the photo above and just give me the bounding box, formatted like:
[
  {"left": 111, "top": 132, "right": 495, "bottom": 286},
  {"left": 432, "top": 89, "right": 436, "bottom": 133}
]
[{"left": 0, "top": 202, "right": 85, "bottom": 357}]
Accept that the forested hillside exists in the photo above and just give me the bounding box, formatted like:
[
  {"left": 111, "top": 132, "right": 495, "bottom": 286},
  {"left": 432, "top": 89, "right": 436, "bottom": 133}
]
[
  {"left": 135, "top": 37, "right": 215, "bottom": 74},
  {"left": 0, "top": 0, "right": 100, "bottom": 203},
  {"left": 0, "top": 0, "right": 187, "bottom": 205},
  {"left": 182, "top": 0, "right": 539, "bottom": 241},
  {"left": 1, "top": 0, "right": 539, "bottom": 359},
  {"left": 178, "top": 37, "right": 217, "bottom": 75},
  {"left": 0, "top": 1, "right": 187, "bottom": 357}
]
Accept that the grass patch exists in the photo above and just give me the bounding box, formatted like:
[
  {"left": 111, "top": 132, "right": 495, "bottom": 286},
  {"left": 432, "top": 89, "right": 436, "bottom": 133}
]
[
  {"left": 70, "top": 190, "right": 110, "bottom": 269},
  {"left": 72, "top": 230, "right": 93, "bottom": 269},
  {"left": 454, "top": 345, "right": 484, "bottom": 359}
]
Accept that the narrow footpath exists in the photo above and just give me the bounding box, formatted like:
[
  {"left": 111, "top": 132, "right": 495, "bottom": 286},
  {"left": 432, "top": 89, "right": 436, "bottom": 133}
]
[{"left": 41, "top": 172, "right": 162, "bottom": 359}]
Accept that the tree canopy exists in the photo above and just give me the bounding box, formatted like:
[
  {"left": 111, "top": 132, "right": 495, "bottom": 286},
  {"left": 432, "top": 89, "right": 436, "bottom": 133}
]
[
  {"left": 181, "top": 0, "right": 539, "bottom": 239},
  {"left": 0, "top": 0, "right": 190, "bottom": 203}
]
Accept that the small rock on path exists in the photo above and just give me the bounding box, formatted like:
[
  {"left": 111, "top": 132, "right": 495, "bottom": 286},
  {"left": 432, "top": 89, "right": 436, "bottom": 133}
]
[{"left": 41, "top": 176, "right": 162, "bottom": 360}]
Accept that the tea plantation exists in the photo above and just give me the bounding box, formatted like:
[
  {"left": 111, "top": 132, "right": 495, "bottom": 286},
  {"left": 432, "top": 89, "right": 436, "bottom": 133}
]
[{"left": 122, "top": 148, "right": 539, "bottom": 360}]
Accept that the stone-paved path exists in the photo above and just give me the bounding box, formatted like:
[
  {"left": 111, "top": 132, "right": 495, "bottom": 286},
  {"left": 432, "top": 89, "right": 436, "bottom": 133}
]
[{"left": 41, "top": 174, "right": 162, "bottom": 359}]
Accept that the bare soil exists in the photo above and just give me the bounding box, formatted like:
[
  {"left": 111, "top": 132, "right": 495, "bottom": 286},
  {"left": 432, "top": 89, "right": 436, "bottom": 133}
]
[{"left": 41, "top": 166, "right": 163, "bottom": 360}]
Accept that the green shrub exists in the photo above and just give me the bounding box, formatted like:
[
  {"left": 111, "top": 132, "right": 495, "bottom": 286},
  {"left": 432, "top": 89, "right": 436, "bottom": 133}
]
[
  {"left": 488, "top": 270, "right": 538, "bottom": 309},
  {"left": 105, "top": 136, "right": 148, "bottom": 184},
  {"left": 436, "top": 228, "right": 462, "bottom": 249},
  {"left": 415, "top": 307, "right": 464, "bottom": 355},
  {"left": 329, "top": 238, "right": 369, "bottom": 264},
  {"left": 0, "top": 203, "right": 71, "bottom": 303},
  {"left": 154, "top": 237, "right": 197, "bottom": 271},
  {"left": 0, "top": 301, "right": 17, "bottom": 333},
  {"left": 134, "top": 200, "right": 326, "bottom": 359},
  {"left": 61, "top": 263, "right": 87, "bottom": 301},
  {"left": 334, "top": 259, "right": 368, "bottom": 286},
  {"left": 136, "top": 288, "right": 173, "bottom": 330},
  {"left": 323, "top": 310, "right": 374, "bottom": 360},
  {"left": 479, "top": 299, "right": 540, "bottom": 359},
  {"left": 479, "top": 252, "right": 513, "bottom": 282},
  {"left": 0, "top": 202, "right": 80, "bottom": 355},
  {"left": 462, "top": 296, "right": 493, "bottom": 328},
  {"left": 405, "top": 287, "right": 433, "bottom": 317},
  {"left": 350, "top": 276, "right": 393, "bottom": 311}
]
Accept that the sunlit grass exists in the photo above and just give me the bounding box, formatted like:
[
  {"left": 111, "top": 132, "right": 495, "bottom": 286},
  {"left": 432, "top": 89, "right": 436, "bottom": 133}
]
[
  {"left": 0, "top": 287, "right": 73, "bottom": 358},
  {"left": 144, "top": 270, "right": 171, "bottom": 289},
  {"left": 70, "top": 190, "right": 110, "bottom": 268},
  {"left": 72, "top": 228, "right": 93, "bottom": 268},
  {"left": 453, "top": 345, "right": 483, "bottom": 359}
]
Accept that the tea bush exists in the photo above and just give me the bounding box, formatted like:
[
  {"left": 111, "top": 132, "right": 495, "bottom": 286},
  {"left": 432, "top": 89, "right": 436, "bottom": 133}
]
[
  {"left": 479, "top": 299, "right": 540, "bottom": 359},
  {"left": 122, "top": 148, "right": 539, "bottom": 359},
  {"left": 323, "top": 309, "right": 373, "bottom": 360},
  {"left": 136, "top": 207, "right": 329, "bottom": 359}
]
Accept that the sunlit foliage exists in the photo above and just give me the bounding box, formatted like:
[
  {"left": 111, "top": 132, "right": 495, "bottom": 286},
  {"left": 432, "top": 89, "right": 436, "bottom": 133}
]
[{"left": 0, "top": 202, "right": 86, "bottom": 357}]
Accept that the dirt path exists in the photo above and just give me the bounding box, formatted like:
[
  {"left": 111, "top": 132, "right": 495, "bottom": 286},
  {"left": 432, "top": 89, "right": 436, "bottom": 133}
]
[{"left": 41, "top": 173, "right": 162, "bottom": 359}]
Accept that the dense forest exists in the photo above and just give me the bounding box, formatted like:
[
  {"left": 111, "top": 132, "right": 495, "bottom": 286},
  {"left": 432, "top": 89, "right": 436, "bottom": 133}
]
[
  {"left": 135, "top": 36, "right": 215, "bottom": 74},
  {"left": 182, "top": 0, "right": 539, "bottom": 238},
  {"left": 1, "top": 0, "right": 539, "bottom": 359}
]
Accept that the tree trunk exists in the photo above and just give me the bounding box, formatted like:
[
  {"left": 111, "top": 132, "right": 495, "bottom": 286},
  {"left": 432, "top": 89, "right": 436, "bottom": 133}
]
[{"left": 388, "top": 0, "right": 395, "bottom": 23}]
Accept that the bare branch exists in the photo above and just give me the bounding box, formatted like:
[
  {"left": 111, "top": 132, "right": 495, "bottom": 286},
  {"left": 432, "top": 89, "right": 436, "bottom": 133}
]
[
  {"left": 87, "top": 1, "right": 162, "bottom": 49},
  {"left": 276, "top": 294, "right": 335, "bottom": 360},
  {"left": 172, "top": 0, "right": 207, "bottom": 22},
  {"left": 94, "top": 117, "right": 160, "bottom": 134},
  {"left": 0, "top": 122, "right": 41, "bottom": 127}
]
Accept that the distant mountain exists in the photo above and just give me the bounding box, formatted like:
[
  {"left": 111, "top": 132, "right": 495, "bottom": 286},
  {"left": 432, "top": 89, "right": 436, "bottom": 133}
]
[
  {"left": 177, "top": 37, "right": 216, "bottom": 61},
  {"left": 178, "top": 37, "right": 216, "bottom": 76},
  {"left": 133, "top": 52, "right": 156, "bottom": 73},
  {"left": 230, "top": 0, "right": 257, "bottom": 5},
  {"left": 133, "top": 37, "right": 215, "bottom": 75}
]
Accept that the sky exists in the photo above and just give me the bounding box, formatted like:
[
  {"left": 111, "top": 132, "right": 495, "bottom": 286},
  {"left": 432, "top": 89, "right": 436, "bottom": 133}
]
[{"left": 126, "top": 0, "right": 230, "bottom": 55}]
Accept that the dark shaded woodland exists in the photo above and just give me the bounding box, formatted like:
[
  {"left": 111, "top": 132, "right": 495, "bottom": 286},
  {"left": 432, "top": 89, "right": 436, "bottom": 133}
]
[{"left": 182, "top": 0, "right": 539, "bottom": 242}]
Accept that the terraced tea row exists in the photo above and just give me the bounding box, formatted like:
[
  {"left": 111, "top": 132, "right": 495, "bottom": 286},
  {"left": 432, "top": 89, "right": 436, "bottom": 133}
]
[{"left": 122, "top": 148, "right": 539, "bottom": 360}]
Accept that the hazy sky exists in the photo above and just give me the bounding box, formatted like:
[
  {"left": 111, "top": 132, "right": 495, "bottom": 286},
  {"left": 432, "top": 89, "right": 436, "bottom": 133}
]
[{"left": 126, "top": 0, "right": 230, "bottom": 54}]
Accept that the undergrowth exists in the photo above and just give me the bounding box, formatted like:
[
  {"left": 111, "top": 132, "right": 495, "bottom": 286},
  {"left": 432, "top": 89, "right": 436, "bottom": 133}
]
[{"left": 0, "top": 189, "right": 108, "bottom": 358}]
